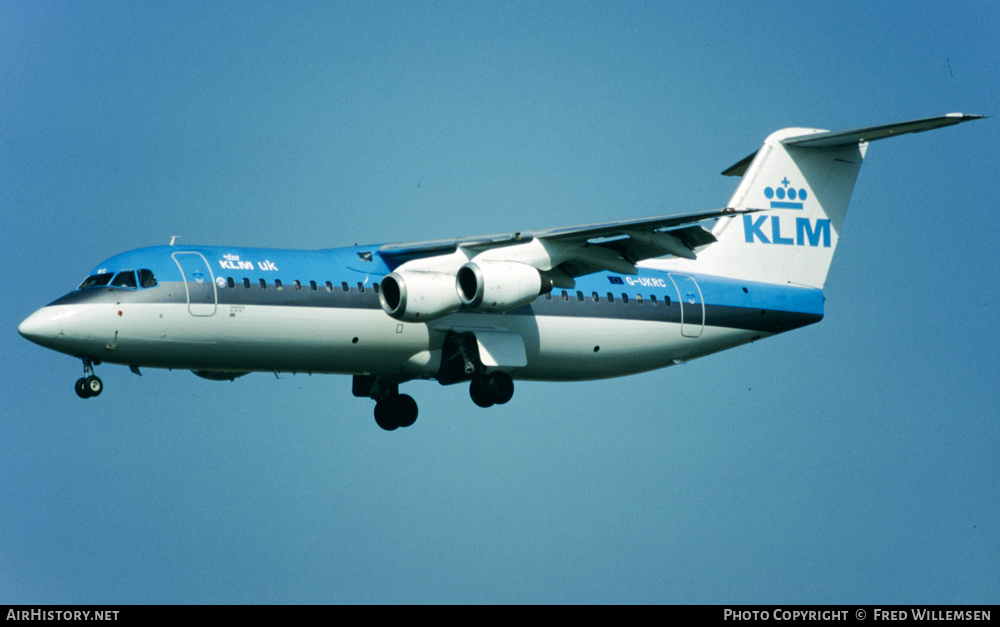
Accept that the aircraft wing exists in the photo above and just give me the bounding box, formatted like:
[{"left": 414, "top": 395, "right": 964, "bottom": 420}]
[{"left": 378, "top": 207, "right": 750, "bottom": 278}]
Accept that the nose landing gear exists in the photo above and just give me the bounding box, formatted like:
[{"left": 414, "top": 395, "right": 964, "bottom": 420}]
[{"left": 75, "top": 359, "right": 103, "bottom": 399}]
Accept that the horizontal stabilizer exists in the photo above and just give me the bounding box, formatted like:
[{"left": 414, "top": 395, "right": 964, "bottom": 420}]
[
  {"left": 722, "top": 113, "right": 985, "bottom": 176},
  {"left": 781, "top": 113, "right": 985, "bottom": 149}
]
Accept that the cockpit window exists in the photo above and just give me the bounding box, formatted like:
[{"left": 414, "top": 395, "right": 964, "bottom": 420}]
[
  {"left": 138, "top": 269, "right": 157, "bottom": 288},
  {"left": 79, "top": 269, "right": 157, "bottom": 290},
  {"left": 78, "top": 273, "right": 114, "bottom": 290},
  {"left": 111, "top": 271, "right": 138, "bottom": 289}
]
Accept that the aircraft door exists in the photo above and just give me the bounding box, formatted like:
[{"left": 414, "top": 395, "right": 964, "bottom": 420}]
[
  {"left": 172, "top": 252, "right": 218, "bottom": 317},
  {"left": 669, "top": 274, "right": 704, "bottom": 338}
]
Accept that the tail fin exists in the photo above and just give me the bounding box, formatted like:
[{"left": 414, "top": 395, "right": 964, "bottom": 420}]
[{"left": 694, "top": 114, "right": 982, "bottom": 289}]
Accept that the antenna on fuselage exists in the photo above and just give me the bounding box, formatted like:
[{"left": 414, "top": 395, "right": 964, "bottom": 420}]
[{"left": 169, "top": 236, "right": 180, "bottom": 246}]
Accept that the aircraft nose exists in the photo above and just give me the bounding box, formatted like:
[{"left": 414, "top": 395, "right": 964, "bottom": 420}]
[{"left": 18, "top": 307, "right": 63, "bottom": 345}]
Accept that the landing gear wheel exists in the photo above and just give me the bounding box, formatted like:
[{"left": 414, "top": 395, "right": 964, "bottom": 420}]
[
  {"left": 486, "top": 372, "right": 514, "bottom": 405},
  {"left": 75, "top": 376, "right": 103, "bottom": 398},
  {"left": 373, "top": 394, "right": 419, "bottom": 431},
  {"left": 470, "top": 373, "right": 515, "bottom": 408},
  {"left": 470, "top": 377, "right": 494, "bottom": 408},
  {"left": 85, "top": 375, "right": 103, "bottom": 397},
  {"left": 395, "top": 394, "right": 418, "bottom": 428},
  {"left": 374, "top": 400, "right": 399, "bottom": 431},
  {"left": 75, "top": 359, "right": 102, "bottom": 399}
]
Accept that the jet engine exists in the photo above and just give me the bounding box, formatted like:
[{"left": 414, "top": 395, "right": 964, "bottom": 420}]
[
  {"left": 456, "top": 261, "right": 552, "bottom": 312},
  {"left": 379, "top": 271, "right": 462, "bottom": 322}
]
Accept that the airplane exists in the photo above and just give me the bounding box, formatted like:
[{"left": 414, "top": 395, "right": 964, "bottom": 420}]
[{"left": 18, "top": 113, "right": 983, "bottom": 430}]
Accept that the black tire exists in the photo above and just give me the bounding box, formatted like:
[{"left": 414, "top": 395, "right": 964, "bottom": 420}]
[
  {"left": 85, "top": 376, "right": 103, "bottom": 397},
  {"left": 395, "top": 394, "right": 418, "bottom": 428},
  {"left": 374, "top": 400, "right": 399, "bottom": 431},
  {"left": 75, "top": 378, "right": 91, "bottom": 399},
  {"left": 486, "top": 372, "right": 514, "bottom": 405},
  {"left": 469, "top": 377, "right": 494, "bottom": 408}
]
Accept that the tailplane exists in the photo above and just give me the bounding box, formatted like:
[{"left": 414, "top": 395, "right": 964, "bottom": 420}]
[{"left": 694, "top": 113, "right": 983, "bottom": 289}]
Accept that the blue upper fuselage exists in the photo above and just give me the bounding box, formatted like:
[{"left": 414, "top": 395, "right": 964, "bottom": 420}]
[
  {"left": 84, "top": 244, "right": 391, "bottom": 285},
  {"left": 61, "top": 243, "right": 824, "bottom": 334}
]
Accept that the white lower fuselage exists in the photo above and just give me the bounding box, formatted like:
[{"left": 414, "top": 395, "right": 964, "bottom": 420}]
[{"left": 21, "top": 279, "right": 805, "bottom": 383}]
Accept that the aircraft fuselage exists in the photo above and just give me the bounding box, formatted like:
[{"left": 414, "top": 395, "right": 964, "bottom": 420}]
[{"left": 20, "top": 244, "right": 822, "bottom": 383}]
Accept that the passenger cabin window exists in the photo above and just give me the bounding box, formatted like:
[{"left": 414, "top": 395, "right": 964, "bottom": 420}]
[
  {"left": 243, "top": 278, "right": 251, "bottom": 289},
  {"left": 342, "top": 282, "right": 350, "bottom": 293},
  {"left": 650, "top": 294, "right": 657, "bottom": 306},
  {"left": 275, "top": 279, "right": 283, "bottom": 290},
  {"left": 621, "top": 293, "right": 629, "bottom": 303},
  {"left": 636, "top": 294, "right": 643, "bottom": 305},
  {"left": 592, "top": 292, "right": 599, "bottom": 302},
  {"left": 357, "top": 282, "right": 365, "bottom": 294},
  {"left": 325, "top": 281, "right": 334, "bottom": 293},
  {"left": 226, "top": 277, "right": 235, "bottom": 288},
  {"left": 110, "top": 271, "right": 137, "bottom": 289},
  {"left": 79, "top": 273, "right": 114, "bottom": 290},
  {"left": 607, "top": 292, "right": 614, "bottom": 303},
  {"left": 259, "top": 279, "right": 267, "bottom": 289},
  {"left": 294, "top": 280, "right": 302, "bottom": 291},
  {"left": 576, "top": 291, "right": 584, "bottom": 302},
  {"left": 309, "top": 280, "right": 317, "bottom": 292}
]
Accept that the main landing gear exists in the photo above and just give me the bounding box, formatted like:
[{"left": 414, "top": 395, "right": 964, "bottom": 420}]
[
  {"left": 439, "top": 332, "right": 516, "bottom": 409},
  {"left": 374, "top": 394, "right": 418, "bottom": 431},
  {"left": 469, "top": 371, "right": 514, "bottom": 408},
  {"left": 354, "top": 340, "right": 516, "bottom": 430},
  {"left": 75, "top": 359, "right": 103, "bottom": 399},
  {"left": 353, "top": 375, "right": 418, "bottom": 431}
]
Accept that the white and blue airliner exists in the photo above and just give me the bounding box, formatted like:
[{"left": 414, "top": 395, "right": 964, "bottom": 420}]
[{"left": 19, "top": 114, "right": 982, "bottom": 430}]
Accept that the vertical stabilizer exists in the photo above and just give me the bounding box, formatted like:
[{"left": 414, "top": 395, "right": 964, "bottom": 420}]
[
  {"left": 693, "top": 114, "right": 983, "bottom": 289},
  {"left": 695, "top": 128, "right": 866, "bottom": 289}
]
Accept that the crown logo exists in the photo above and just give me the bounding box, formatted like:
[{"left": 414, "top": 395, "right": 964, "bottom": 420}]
[
  {"left": 763, "top": 177, "right": 807, "bottom": 210},
  {"left": 223, "top": 253, "right": 240, "bottom": 261}
]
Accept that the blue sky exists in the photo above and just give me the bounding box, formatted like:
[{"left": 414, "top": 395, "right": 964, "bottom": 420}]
[{"left": 3, "top": 1, "right": 997, "bottom": 603}]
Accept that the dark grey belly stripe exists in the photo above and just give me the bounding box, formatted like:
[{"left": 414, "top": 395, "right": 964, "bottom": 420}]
[{"left": 50, "top": 281, "right": 821, "bottom": 334}]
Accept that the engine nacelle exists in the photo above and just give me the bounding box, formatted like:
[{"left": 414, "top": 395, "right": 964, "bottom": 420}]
[
  {"left": 378, "top": 271, "right": 462, "bottom": 322},
  {"left": 456, "top": 261, "right": 551, "bottom": 312}
]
